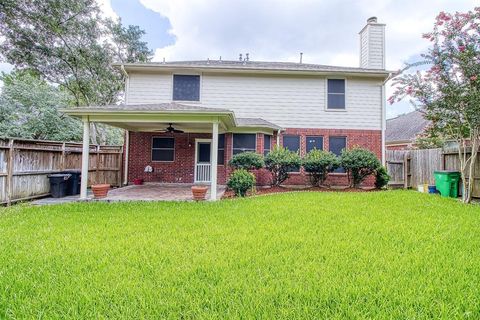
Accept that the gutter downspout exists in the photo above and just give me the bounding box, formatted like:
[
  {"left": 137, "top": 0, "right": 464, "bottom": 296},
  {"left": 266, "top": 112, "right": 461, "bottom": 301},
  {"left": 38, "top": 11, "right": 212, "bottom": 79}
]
[
  {"left": 381, "top": 74, "right": 393, "bottom": 166},
  {"left": 121, "top": 64, "right": 130, "bottom": 185}
]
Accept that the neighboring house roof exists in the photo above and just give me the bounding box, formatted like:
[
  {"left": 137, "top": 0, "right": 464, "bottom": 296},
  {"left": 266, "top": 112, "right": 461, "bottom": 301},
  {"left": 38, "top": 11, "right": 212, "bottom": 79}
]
[
  {"left": 61, "top": 103, "right": 282, "bottom": 132},
  {"left": 386, "top": 110, "right": 430, "bottom": 144},
  {"left": 114, "top": 60, "right": 391, "bottom": 77}
]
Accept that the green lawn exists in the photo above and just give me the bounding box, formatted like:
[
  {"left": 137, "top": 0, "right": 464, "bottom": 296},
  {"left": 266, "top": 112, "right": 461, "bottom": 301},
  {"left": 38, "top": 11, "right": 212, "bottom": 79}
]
[{"left": 0, "top": 191, "right": 479, "bottom": 319}]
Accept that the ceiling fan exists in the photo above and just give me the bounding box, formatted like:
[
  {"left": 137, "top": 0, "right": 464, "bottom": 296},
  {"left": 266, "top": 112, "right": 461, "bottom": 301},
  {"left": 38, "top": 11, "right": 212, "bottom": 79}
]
[{"left": 155, "top": 123, "right": 184, "bottom": 133}]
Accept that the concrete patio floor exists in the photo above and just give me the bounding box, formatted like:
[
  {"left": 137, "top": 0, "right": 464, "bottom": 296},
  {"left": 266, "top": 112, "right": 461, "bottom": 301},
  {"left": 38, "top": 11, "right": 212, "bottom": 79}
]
[{"left": 32, "top": 183, "right": 226, "bottom": 205}]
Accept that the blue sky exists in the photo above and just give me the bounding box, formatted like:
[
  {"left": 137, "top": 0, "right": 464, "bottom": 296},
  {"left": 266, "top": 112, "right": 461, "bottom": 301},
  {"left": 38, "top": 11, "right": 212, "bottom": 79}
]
[{"left": 110, "top": 0, "right": 175, "bottom": 50}]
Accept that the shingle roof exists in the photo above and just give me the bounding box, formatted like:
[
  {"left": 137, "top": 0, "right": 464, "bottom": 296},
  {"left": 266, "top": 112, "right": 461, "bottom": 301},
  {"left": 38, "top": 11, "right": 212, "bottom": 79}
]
[
  {"left": 386, "top": 110, "right": 430, "bottom": 143},
  {"left": 67, "top": 102, "right": 231, "bottom": 113},
  {"left": 236, "top": 118, "right": 282, "bottom": 130},
  {"left": 116, "top": 60, "right": 390, "bottom": 75}
]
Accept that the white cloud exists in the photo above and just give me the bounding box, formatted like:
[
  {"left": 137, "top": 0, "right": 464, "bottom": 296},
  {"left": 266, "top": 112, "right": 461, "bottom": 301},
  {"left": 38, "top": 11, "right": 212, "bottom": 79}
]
[
  {"left": 96, "top": 0, "right": 119, "bottom": 20},
  {"left": 139, "top": 0, "right": 477, "bottom": 70}
]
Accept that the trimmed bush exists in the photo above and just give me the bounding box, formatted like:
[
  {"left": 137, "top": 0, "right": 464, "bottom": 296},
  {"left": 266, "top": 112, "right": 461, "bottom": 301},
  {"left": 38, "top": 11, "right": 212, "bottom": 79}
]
[
  {"left": 302, "top": 149, "right": 339, "bottom": 186},
  {"left": 264, "top": 146, "right": 301, "bottom": 186},
  {"left": 340, "top": 147, "right": 381, "bottom": 188},
  {"left": 228, "top": 152, "right": 264, "bottom": 170},
  {"left": 227, "top": 169, "right": 256, "bottom": 197},
  {"left": 375, "top": 166, "right": 390, "bottom": 189}
]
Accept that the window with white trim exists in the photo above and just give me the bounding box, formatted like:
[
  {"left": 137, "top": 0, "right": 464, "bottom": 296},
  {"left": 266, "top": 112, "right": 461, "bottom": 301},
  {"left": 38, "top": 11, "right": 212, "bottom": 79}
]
[
  {"left": 173, "top": 75, "right": 200, "bottom": 101},
  {"left": 233, "top": 133, "right": 256, "bottom": 155},
  {"left": 152, "top": 137, "right": 174, "bottom": 161},
  {"left": 327, "top": 79, "right": 346, "bottom": 109}
]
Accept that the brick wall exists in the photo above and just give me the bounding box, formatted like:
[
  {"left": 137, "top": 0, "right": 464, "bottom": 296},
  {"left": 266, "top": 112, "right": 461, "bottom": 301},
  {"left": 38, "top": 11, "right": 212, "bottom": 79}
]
[{"left": 127, "top": 128, "right": 382, "bottom": 187}]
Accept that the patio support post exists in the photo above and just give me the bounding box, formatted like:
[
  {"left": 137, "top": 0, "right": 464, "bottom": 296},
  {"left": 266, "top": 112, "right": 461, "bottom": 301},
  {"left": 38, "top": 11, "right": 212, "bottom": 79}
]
[
  {"left": 210, "top": 122, "right": 219, "bottom": 200},
  {"left": 80, "top": 116, "right": 90, "bottom": 200}
]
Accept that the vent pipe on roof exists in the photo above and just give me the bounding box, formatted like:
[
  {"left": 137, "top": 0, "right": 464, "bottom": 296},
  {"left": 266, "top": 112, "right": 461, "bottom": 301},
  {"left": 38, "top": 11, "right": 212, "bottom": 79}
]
[
  {"left": 239, "top": 53, "right": 243, "bottom": 61},
  {"left": 245, "top": 53, "right": 249, "bottom": 61},
  {"left": 299, "top": 52, "right": 303, "bottom": 64},
  {"left": 219, "top": 56, "right": 222, "bottom": 61}
]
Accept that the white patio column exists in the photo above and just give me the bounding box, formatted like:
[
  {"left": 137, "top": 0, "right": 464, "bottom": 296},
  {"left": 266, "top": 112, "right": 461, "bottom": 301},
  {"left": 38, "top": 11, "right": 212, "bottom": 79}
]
[
  {"left": 210, "top": 122, "right": 219, "bottom": 200},
  {"left": 80, "top": 116, "right": 90, "bottom": 200}
]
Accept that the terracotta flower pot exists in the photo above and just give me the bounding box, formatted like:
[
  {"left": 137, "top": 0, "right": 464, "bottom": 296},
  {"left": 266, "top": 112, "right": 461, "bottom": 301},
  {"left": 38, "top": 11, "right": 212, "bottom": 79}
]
[
  {"left": 133, "top": 178, "right": 144, "bottom": 185},
  {"left": 91, "top": 184, "right": 110, "bottom": 199},
  {"left": 191, "top": 186, "right": 208, "bottom": 201}
]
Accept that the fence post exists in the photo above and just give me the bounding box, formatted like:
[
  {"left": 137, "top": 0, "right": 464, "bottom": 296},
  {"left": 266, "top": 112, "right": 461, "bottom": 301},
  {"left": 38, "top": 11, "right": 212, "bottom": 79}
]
[
  {"left": 60, "top": 142, "right": 66, "bottom": 171},
  {"left": 403, "top": 152, "right": 408, "bottom": 189},
  {"left": 6, "top": 139, "right": 14, "bottom": 206}
]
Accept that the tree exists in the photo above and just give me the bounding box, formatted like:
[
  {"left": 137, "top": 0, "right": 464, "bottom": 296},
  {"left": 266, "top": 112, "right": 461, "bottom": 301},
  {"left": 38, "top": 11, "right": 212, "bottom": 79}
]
[
  {"left": 302, "top": 149, "right": 339, "bottom": 187},
  {"left": 340, "top": 148, "right": 381, "bottom": 188},
  {"left": 0, "top": 71, "right": 83, "bottom": 141},
  {"left": 390, "top": 8, "right": 480, "bottom": 203},
  {"left": 228, "top": 152, "right": 264, "bottom": 170},
  {"left": 264, "top": 146, "right": 301, "bottom": 186},
  {"left": 0, "top": 0, "right": 153, "bottom": 144}
]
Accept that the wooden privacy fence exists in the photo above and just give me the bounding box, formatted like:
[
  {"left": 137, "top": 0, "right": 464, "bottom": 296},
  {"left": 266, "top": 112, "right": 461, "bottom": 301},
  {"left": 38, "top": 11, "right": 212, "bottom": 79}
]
[
  {"left": 0, "top": 138, "right": 123, "bottom": 205},
  {"left": 386, "top": 147, "right": 480, "bottom": 198}
]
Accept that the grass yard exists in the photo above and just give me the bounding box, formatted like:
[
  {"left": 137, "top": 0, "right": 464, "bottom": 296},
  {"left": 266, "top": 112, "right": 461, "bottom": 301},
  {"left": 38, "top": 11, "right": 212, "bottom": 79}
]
[{"left": 1, "top": 190, "right": 479, "bottom": 319}]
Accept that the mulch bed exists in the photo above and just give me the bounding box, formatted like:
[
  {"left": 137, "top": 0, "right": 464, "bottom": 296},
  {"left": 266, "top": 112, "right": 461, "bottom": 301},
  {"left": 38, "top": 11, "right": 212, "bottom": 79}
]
[{"left": 222, "top": 185, "right": 377, "bottom": 199}]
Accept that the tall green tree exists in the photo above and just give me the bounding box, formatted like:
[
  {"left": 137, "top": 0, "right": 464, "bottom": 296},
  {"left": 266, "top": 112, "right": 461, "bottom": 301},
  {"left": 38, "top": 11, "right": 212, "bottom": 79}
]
[
  {"left": 0, "top": 71, "right": 83, "bottom": 141},
  {"left": 390, "top": 8, "right": 480, "bottom": 203},
  {"left": 0, "top": 0, "right": 153, "bottom": 144}
]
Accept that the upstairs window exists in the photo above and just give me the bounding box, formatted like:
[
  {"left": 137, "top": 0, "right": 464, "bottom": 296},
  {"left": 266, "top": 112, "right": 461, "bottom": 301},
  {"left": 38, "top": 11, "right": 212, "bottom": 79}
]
[
  {"left": 306, "top": 136, "right": 323, "bottom": 153},
  {"left": 327, "top": 79, "right": 345, "bottom": 109},
  {"left": 264, "top": 135, "right": 272, "bottom": 156},
  {"left": 282, "top": 135, "right": 300, "bottom": 172},
  {"left": 173, "top": 75, "right": 200, "bottom": 101},
  {"left": 152, "top": 137, "right": 174, "bottom": 161},
  {"left": 329, "top": 136, "right": 346, "bottom": 173},
  {"left": 233, "top": 134, "right": 256, "bottom": 155}
]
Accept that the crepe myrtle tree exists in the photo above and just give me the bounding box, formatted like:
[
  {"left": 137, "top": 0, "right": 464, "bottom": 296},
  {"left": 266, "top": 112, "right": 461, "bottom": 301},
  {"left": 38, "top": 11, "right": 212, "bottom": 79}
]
[{"left": 390, "top": 8, "right": 480, "bottom": 203}]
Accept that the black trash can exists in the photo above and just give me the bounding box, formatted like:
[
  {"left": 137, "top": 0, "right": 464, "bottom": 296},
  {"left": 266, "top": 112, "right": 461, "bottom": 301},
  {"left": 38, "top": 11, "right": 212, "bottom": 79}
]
[
  {"left": 47, "top": 174, "right": 71, "bottom": 198},
  {"left": 62, "top": 170, "right": 81, "bottom": 195}
]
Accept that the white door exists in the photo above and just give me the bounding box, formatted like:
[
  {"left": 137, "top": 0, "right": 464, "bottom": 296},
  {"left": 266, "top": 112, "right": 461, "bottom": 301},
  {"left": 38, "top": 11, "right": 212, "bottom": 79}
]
[{"left": 194, "top": 140, "right": 211, "bottom": 183}]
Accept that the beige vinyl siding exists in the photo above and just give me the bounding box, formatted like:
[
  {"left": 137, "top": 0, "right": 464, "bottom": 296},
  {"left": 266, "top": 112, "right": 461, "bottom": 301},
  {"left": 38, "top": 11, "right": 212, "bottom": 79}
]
[
  {"left": 360, "top": 24, "right": 385, "bottom": 69},
  {"left": 126, "top": 72, "right": 383, "bottom": 130},
  {"left": 127, "top": 72, "right": 172, "bottom": 104}
]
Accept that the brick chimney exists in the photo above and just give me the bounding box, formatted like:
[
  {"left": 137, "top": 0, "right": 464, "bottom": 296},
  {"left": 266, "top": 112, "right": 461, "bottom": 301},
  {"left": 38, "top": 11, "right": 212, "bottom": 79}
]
[{"left": 359, "top": 17, "right": 386, "bottom": 69}]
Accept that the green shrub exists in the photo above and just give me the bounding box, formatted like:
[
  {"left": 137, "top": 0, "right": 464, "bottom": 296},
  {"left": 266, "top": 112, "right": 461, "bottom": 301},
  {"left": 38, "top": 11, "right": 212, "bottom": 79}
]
[
  {"left": 375, "top": 166, "right": 390, "bottom": 189},
  {"left": 340, "top": 147, "right": 381, "bottom": 188},
  {"left": 228, "top": 152, "right": 264, "bottom": 170},
  {"left": 302, "top": 149, "right": 339, "bottom": 186},
  {"left": 264, "top": 146, "right": 302, "bottom": 186},
  {"left": 227, "top": 169, "right": 256, "bottom": 197}
]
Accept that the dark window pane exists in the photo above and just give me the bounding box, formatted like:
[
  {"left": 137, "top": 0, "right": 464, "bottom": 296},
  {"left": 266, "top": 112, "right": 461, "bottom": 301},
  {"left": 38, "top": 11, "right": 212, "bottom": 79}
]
[
  {"left": 173, "top": 75, "right": 200, "bottom": 101},
  {"left": 152, "top": 149, "right": 174, "bottom": 161},
  {"left": 282, "top": 135, "right": 300, "bottom": 172},
  {"left": 306, "top": 136, "right": 323, "bottom": 152},
  {"left": 153, "top": 137, "right": 174, "bottom": 149},
  {"left": 329, "top": 136, "right": 346, "bottom": 173},
  {"left": 198, "top": 143, "right": 210, "bottom": 163},
  {"left": 327, "top": 94, "right": 345, "bottom": 109},
  {"left": 218, "top": 134, "right": 225, "bottom": 149},
  {"left": 217, "top": 134, "right": 225, "bottom": 165},
  {"left": 264, "top": 135, "right": 272, "bottom": 156},
  {"left": 282, "top": 135, "right": 300, "bottom": 152},
  {"left": 233, "top": 133, "right": 256, "bottom": 154},
  {"left": 328, "top": 79, "right": 345, "bottom": 94},
  {"left": 217, "top": 150, "right": 225, "bottom": 165}
]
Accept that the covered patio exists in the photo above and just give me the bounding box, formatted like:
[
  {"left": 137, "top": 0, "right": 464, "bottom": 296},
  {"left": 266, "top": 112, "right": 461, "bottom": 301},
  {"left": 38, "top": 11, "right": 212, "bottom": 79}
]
[
  {"left": 61, "top": 102, "right": 280, "bottom": 201},
  {"left": 32, "top": 183, "right": 226, "bottom": 205}
]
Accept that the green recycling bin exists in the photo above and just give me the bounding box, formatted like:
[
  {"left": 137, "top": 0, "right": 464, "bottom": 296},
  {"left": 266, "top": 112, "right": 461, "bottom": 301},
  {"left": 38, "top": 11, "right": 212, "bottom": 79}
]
[{"left": 434, "top": 171, "right": 460, "bottom": 198}]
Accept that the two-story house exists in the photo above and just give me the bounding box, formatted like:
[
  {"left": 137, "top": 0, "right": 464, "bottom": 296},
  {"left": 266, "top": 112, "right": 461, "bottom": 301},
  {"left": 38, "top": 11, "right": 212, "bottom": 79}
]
[{"left": 65, "top": 17, "right": 390, "bottom": 200}]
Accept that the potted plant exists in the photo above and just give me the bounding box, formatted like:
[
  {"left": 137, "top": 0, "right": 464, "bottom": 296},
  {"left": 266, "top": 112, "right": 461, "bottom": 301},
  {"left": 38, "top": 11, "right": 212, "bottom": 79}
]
[
  {"left": 91, "top": 184, "right": 110, "bottom": 198},
  {"left": 191, "top": 185, "right": 208, "bottom": 200},
  {"left": 133, "top": 178, "right": 144, "bottom": 185}
]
